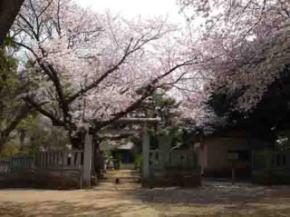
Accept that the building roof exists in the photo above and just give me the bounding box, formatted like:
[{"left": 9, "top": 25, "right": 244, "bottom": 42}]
[{"left": 116, "top": 142, "right": 134, "bottom": 150}]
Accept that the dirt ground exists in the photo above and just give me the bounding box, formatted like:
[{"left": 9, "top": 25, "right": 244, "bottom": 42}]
[{"left": 1, "top": 170, "right": 290, "bottom": 217}]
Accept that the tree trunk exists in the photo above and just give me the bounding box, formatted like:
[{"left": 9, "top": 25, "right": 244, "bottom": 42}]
[
  {"left": 0, "top": 0, "right": 25, "bottom": 42},
  {"left": 93, "top": 134, "right": 103, "bottom": 179},
  {"left": 19, "top": 129, "right": 26, "bottom": 152},
  {"left": 69, "top": 128, "right": 86, "bottom": 150},
  {"left": 0, "top": 105, "right": 31, "bottom": 154},
  {"left": 0, "top": 136, "right": 6, "bottom": 154}
]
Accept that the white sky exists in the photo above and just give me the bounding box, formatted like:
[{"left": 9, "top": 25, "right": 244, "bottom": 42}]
[{"left": 76, "top": 0, "right": 184, "bottom": 23}]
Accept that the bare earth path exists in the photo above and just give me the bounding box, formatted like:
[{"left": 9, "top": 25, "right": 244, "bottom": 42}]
[{"left": 1, "top": 170, "right": 290, "bottom": 217}]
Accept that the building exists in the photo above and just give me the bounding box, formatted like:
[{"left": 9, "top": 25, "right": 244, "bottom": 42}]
[{"left": 196, "top": 128, "right": 251, "bottom": 177}]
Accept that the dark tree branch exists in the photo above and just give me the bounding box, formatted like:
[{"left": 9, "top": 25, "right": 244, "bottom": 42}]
[
  {"left": 0, "top": 104, "right": 31, "bottom": 152},
  {"left": 23, "top": 97, "right": 68, "bottom": 128},
  {"left": 67, "top": 34, "right": 164, "bottom": 104},
  {"left": 67, "top": 38, "right": 135, "bottom": 103},
  {"left": 18, "top": 13, "right": 40, "bottom": 41},
  {"left": 46, "top": 64, "right": 70, "bottom": 121},
  {"left": 96, "top": 60, "right": 195, "bottom": 129},
  {"left": 0, "top": 0, "right": 25, "bottom": 43},
  {"left": 56, "top": 0, "right": 62, "bottom": 36}
]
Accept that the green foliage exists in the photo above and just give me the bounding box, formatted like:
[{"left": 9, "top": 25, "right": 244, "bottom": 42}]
[
  {"left": 142, "top": 91, "right": 180, "bottom": 122},
  {"left": 131, "top": 90, "right": 198, "bottom": 150},
  {"left": 26, "top": 116, "right": 69, "bottom": 153},
  {"left": 206, "top": 65, "right": 290, "bottom": 144},
  {"left": 18, "top": 114, "right": 38, "bottom": 131},
  {"left": 0, "top": 41, "right": 71, "bottom": 154},
  {"left": 275, "top": 129, "right": 290, "bottom": 151},
  {"left": 0, "top": 49, "right": 18, "bottom": 86},
  {"left": 0, "top": 143, "right": 20, "bottom": 158},
  {"left": 133, "top": 153, "right": 142, "bottom": 168},
  {"left": 147, "top": 124, "right": 197, "bottom": 150},
  {"left": 2, "top": 36, "right": 18, "bottom": 49},
  {"left": 0, "top": 47, "right": 33, "bottom": 152},
  {"left": 207, "top": 89, "right": 239, "bottom": 117}
]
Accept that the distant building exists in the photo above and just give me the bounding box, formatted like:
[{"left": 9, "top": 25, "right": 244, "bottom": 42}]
[
  {"left": 111, "top": 142, "right": 135, "bottom": 164},
  {"left": 196, "top": 128, "right": 251, "bottom": 177}
]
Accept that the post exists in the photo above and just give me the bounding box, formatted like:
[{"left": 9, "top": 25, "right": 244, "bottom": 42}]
[
  {"left": 142, "top": 127, "right": 150, "bottom": 181},
  {"left": 231, "top": 161, "right": 235, "bottom": 185},
  {"left": 158, "top": 135, "right": 171, "bottom": 169},
  {"left": 83, "top": 129, "right": 93, "bottom": 187},
  {"left": 251, "top": 150, "right": 255, "bottom": 171},
  {"left": 228, "top": 152, "right": 238, "bottom": 185},
  {"left": 265, "top": 148, "right": 272, "bottom": 185}
]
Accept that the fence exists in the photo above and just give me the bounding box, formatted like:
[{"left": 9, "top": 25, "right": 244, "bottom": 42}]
[
  {"left": 10, "top": 155, "right": 34, "bottom": 172},
  {"left": 35, "top": 150, "right": 83, "bottom": 169},
  {"left": 0, "top": 159, "right": 10, "bottom": 174},
  {"left": 0, "top": 150, "right": 84, "bottom": 188},
  {"left": 146, "top": 148, "right": 201, "bottom": 187},
  {"left": 252, "top": 150, "right": 290, "bottom": 171},
  {"left": 252, "top": 150, "right": 290, "bottom": 184},
  {"left": 149, "top": 149, "right": 198, "bottom": 170},
  {"left": 0, "top": 155, "right": 34, "bottom": 174}
]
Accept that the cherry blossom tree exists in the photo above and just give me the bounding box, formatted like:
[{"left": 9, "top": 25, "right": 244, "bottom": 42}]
[
  {"left": 178, "top": 0, "right": 290, "bottom": 115},
  {"left": 14, "top": 0, "right": 196, "bottom": 147}
]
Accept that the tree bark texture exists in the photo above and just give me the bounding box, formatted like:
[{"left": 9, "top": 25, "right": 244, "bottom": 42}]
[{"left": 0, "top": 0, "right": 24, "bottom": 42}]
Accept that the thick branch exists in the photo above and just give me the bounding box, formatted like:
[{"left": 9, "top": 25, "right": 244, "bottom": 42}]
[
  {"left": 67, "top": 39, "right": 135, "bottom": 104},
  {"left": 23, "top": 97, "right": 67, "bottom": 128},
  {"left": 67, "top": 34, "right": 161, "bottom": 104},
  {"left": 0, "top": 0, "right": 25, "bottom": 43},
  {"left": 46, "top": 64, "right": 70, "bottom": 121},
  {"left": 0, "top": 104, "right": 30, "bottom": 151},
  {"left": 97, "top": 60, "right": 194, "bottom": 129}
]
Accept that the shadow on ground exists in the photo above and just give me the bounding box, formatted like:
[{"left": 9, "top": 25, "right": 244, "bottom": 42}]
[
  {"left": 2, "top": 171, "right": 290, "bottom": 216},
  {"left": 102, "top": 179, "right": 290, "bottom": 204}
]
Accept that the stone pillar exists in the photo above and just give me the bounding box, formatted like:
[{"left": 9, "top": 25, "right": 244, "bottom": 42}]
[
  {"left": 142, "top": 127, "right": 150, "bottom": 181},
  {"left": 83, "top": 130, "right": 93, "bottom": 187},
  {"left": 158, "top": 135, "right": 172, "bottom": 168}
]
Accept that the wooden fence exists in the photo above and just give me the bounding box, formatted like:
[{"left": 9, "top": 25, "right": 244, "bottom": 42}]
[
  {"left": 0, "top": 159, "right": 10, "bottom": 174},
  {"left": 146, "top": 149, "right": 201, "bottom": 187},
  {"left": 142, "top": 133, "right": 201, "bottom": 187},
  {"left": 252, "top": 150, "right": 290, "bottom": 184},
  {"left": 0, "top": 155, "right": 34, "bottom": 174},
  {"left": 0, "top": 150, "right": 84, "bottom": 172},
  {"left": 252, "top": 150, "right": 290, "bottom": 171},
  {"left": 10, "top": 155, "right": 34, "bottom": 172},
  {"left": 0, "top": 150, "right": 84, "bottom": 188},
  {"left": 149, "top": 149, "right": 198, "bottom": 170},
  {"left": 35, "top": 150, "right": 83, "bottom": 169}
]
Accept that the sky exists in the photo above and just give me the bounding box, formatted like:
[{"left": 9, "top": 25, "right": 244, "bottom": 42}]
[{"left": 75, "top": 0, "right": 184, "bottom": 23}]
